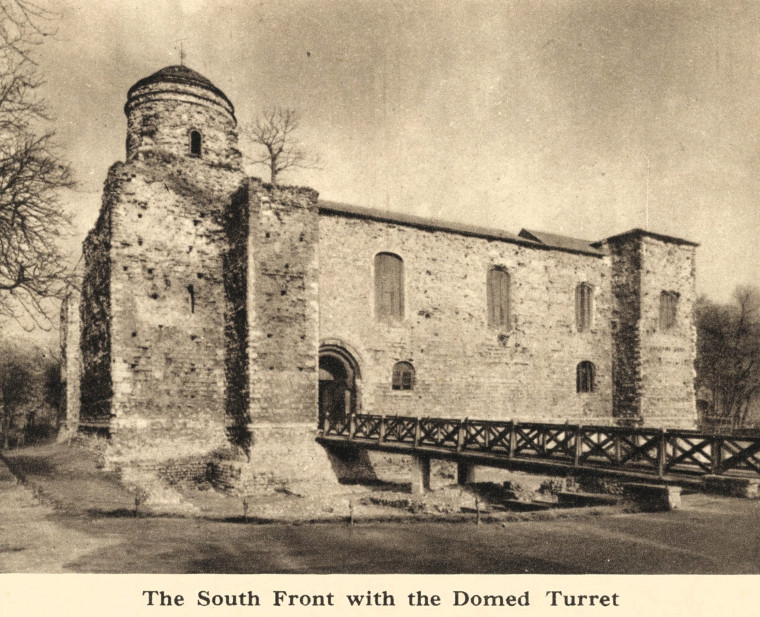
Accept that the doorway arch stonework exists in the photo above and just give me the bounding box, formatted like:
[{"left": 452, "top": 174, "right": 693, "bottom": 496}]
[{"left": 318, "top": 343, "right": 361, "bottom": 429}]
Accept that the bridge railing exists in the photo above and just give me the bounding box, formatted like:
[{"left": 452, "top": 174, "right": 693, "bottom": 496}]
[{"left": 320, "top": 414, "right": 760, "bottom": 478}]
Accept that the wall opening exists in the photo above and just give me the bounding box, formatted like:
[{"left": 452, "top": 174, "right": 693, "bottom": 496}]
[
  {"left": 487, "top": 267, "right": 510, "bottom": 328},
  {"left": 190, "top": 130, "right": 202, "bottom": 157},
  {"left": 576, "top": 361, "right": 596, "bottom": 393},
  {"left": 659, "top": 290, "right": 679, "bottom": 330},
  {"left": 374, "top": 252, "right": 404, "bottom": 320},
  {"left": 575, "top": 283, "right": 594, "bottom": 331},
  {"left": 318, "top": 345, "right": 360, "bottom": 429},
  {"left": 392, "top": 361, "right": 415, "bottom": 391}
]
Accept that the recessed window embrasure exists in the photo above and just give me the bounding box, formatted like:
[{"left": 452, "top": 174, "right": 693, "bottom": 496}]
[
  {"left": 392, "top": 361, "right": 415, "bottom": 391},
  {"left": 190, "top": 130, "right": 202, "bottom": 157}
]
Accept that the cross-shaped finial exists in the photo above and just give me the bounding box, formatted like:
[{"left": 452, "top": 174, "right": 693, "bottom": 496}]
[{"left": 180, "top": 42, "right": 185, "bottom": 66}]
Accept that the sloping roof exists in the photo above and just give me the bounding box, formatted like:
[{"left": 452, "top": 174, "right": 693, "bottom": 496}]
[
  {"left": 595, "top": 228, "right": 699, "bottom": 248},
  {"left": 128, "top": 65, "right": 234, "bottom": 112},
  {"left": 317, "top": 201, "right": 605, "bottom": 257},
  {"left": 518, "top": 229, "right": 604, "bottom": 255}
]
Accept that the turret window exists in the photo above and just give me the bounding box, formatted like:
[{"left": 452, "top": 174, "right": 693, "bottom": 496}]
[{"left": 190, "top": 130, "right": 202, "bottom": 157}]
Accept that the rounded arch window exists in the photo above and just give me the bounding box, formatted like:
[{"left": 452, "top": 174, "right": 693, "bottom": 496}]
[
  {"left": 190, "top": 130, "right": 202, "bottom": 157},
  {"left": 487, "top": 266, "right": 511, "bottom": 328},
  {"left": 575, "top": 283, "right": 594, "bottom": 331},
  {"left": 375, "top": 252, "right": 404, "bottom": 320},
  {"left": 392, "top": 361, "right": 415, "bottom": 391},
  {"left": 576, "top": 361, "right": 596, "bottom": 393}
]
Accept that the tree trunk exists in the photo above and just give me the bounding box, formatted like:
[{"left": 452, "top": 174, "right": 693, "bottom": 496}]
[{"left": 270, "top": 161, "right": 278, "bottom": 186}]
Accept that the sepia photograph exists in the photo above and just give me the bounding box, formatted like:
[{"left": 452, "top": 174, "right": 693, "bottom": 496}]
[{"left": 0, "top": 0, "right": 759, "bottom": 583}]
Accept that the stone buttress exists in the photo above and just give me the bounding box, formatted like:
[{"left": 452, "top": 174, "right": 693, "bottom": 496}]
[{"left": 606, "top": 230, "right": 698, "bottom": 428}]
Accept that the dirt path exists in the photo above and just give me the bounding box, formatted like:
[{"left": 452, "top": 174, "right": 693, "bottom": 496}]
[{"left": 0, "top": 458, "right": 115, "bottom": 572}]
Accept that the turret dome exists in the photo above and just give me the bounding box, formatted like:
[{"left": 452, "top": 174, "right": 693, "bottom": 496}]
[
  {"left": 124, "top": 65, "right": 240, "bottom": 168},
  {"left": 126, "top": 65, "right": 235, "bottom": 118}
]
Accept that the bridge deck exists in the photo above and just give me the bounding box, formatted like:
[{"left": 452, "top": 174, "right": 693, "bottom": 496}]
[{"left": 318, "top": 414, "right": 760, "bottom": 486}]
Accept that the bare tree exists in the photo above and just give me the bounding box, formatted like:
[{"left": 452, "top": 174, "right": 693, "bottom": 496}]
[
  {"left": 0, "top": 0, "right": 73, "bottom": 326},
  {"left": 696, "top": 286, "right": 760, "bottom": 429},
  {"left": 242, "top": 106, "right": 322, "bottom": 185}
]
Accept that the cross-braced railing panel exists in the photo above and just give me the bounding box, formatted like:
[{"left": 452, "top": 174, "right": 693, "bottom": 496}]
[
  {"left": 383, "top": 416, "right": 417, "bottom": 444},
  {"left": 352, "top": 414, "right": 383, "bottom": 440},
  {"left": 614, "top": 432, "right": 661, "bottom": 467},
  {"left": 664, "top": 435, "right": 713, "bottom": 474},
  {"left": 323, "top": 417, "right": 350, "bottom": 437},
  {"left": 485, "top": 422, "right": 512, "bottom": 452},
  {"left": 539, "top": 425, "right": 575, "bottom": 459},
  {"left": 718, "top": 438, "right": 760, "bottom": 475},
  {"left": 461, "top": 420, "right": 492, "bottom": 451},
  {"left": 419, "top": 418, "right": 460, "bottom": 448},
  {"left": 578, "top": 428, "right": 660, "bottom": 469}
]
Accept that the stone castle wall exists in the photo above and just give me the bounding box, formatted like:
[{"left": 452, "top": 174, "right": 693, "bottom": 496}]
[
  {"left": 69, "top": 66, "right": 699, "bottom": 497},
  {"left": 223, "top": 179, "right": 338, "bottom": 491},
  {"left": 318, "top": 213, "right": 615, "bottom": 423},
  {"left": 79, "top": 179, "right": 114, "bottom": 426},
  {"left": 86, "top": 159, "right": 242, "bottom": 466},
  {"left": 608, "top": 234, "right": 643, "bottom": 422},
  {"left": 246, "top": 180, "right": 321, "bottom": 425},
  {"left": 638, "top": 236, "right": 697, "bottom": 428},
  {"left": 222, "top": 184, "right": 250, "bottom": 448},
  {"left": 607, "top": 232, "right": 697, "bottom": 428}
]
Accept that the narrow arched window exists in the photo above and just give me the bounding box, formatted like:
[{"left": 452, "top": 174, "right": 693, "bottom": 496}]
[
  {"left": 375, "top": 252, "right": 404, "bottom": 320},
  {"left": 190, "top": 130, "right": 202, "bottom": 157},
  {"left": 392, "top": 361, "right": 415, "bottom": 391},
  {"left": 576, "top": 361, "right": 596, "bottom": 393},
  {"left": 659, "top": 290, "right": 678, "bottom": 330},
  {"left": 487, "top": 267, "right": 510, "bottom": 327},
  {"left": 575, "top": 283, "right": 593, "bottom": 331}
]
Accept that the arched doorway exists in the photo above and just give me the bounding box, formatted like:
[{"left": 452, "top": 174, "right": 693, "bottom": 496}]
[{"left": 318, "top": 346, "right": 359, "bottom": 429}]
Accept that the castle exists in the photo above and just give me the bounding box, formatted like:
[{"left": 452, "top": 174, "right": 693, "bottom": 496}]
[{"left": 61, "top": 66, "right": 698, "bottom": 492}]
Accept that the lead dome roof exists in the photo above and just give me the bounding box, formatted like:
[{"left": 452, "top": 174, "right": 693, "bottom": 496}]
[{"left": 127, "top": 65, "right": 234, "bottom": 112}]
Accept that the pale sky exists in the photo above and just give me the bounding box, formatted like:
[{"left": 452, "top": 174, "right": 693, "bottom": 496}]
[{"left": 36, "top": 0, "right": 760, "bottom": 311}]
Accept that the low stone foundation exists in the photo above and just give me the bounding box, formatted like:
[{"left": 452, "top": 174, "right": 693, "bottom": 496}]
[
  {"left": 121, "top": 467, "right": 200, "bottom": 516},
  {"left": 322, "top": 443, "right": 377, "bottom": 484},
  {"left": 237, "top": 423, "right": 340, "bottom": 495},
  {"left": 622, "top": 482, "right": 681, "bottom": 512},
  {"left": 702, "top": 475, "right": 760, "bottom": 499}
]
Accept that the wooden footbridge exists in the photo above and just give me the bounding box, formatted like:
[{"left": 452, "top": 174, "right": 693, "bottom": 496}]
[{"left": 318, "top": 414, "right": 760, "bottom": 491}]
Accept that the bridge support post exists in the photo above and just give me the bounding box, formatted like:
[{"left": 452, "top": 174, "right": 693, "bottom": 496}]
[
  {"left": 410, "top": 455, "right": 431, "bottom": 495},
  {"left": 457, "top": 461, "right": 476, "bottom": 485}
]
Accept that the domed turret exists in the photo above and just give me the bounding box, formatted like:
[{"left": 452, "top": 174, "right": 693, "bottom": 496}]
[{"left": 124, "top": 65, "right": 241, "bottom": 169}]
